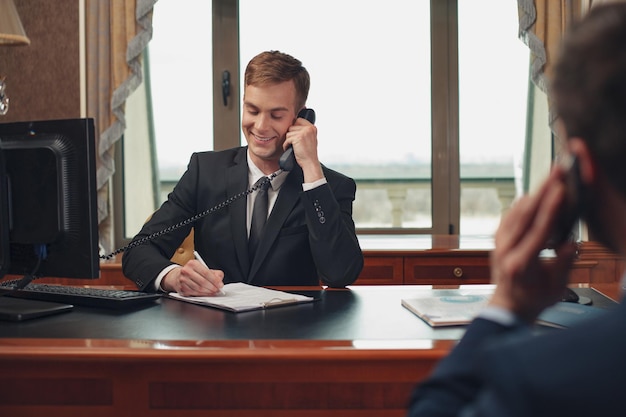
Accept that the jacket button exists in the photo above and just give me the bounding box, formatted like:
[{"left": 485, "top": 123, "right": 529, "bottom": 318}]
[{"left": 314, "top": 199, "right": 325, "bottom": 223}]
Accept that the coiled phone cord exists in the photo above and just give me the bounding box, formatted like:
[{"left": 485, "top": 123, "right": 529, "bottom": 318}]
[{"left": 99, "top": 171, "right": 279, "bottom": 261}]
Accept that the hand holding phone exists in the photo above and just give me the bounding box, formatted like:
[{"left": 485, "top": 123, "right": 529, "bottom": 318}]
[
  {"left": 548, "top": 156, "right": 584, "bottom": 247},
  {"left": 279, "top": 108, "right": 316, "bottom": 171}
]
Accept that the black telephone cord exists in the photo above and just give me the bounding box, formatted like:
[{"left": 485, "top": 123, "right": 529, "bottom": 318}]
[{"left": 100, "top": 172, "right": 278, "bottom": 260}]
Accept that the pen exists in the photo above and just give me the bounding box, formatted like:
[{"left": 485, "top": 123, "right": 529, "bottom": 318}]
[{"left": 193, "top": 250, "right": 226, "bottom": 296}]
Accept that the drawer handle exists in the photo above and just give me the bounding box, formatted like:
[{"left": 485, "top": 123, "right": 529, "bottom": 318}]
[{"left": 453, "top": 267, "right": 463, "bottom": 278}]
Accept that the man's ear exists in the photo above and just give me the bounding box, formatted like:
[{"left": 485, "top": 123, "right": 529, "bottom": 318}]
[{"left": 568, "top": 137, "right": 596, "bottom": 185}]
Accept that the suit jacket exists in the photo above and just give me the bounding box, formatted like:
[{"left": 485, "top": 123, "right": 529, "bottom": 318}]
[
  {"left": 122, "top": 146, "right": 364, "bottom": 291},
  {"left": 407, "top": 298, "right": 626, "bottom": 417}
]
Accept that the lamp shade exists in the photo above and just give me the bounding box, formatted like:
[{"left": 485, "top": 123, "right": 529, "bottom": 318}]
[{"left": 0, "top": 0, "right": 30, "bottom": 46}]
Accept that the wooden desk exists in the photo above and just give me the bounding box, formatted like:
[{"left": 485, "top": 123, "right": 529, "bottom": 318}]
[
  {"left": 41, "top": 235, "right": 623, "bottom": 288},
  {"left": 0, "top": 284, "right": 619, "bottom": 416},
  {"left": 0, "top": 285, "right": 459, "bottom": 417},
  {"left": 357, "top": 235, "right": 626, "bottom": 285}
]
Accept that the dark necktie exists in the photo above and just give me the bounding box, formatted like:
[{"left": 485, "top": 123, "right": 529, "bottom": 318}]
[{"left": 248, "top": 177, "right": 270, "bottom": 261}]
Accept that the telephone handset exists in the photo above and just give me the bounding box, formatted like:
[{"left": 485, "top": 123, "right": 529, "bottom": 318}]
[
  {"left": 100, "top": 108, "right": 317, "bottom": 260},
  {"left": 548, "top": 155, "right": 585, "bottom": 247},
  {"left": 279, "top": 108, "right": 316, "bottom": 171}
]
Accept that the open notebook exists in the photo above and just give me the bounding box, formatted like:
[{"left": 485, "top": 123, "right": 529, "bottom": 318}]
[{"left": 168, "top": 282, "right": 315, "bottom": 312}]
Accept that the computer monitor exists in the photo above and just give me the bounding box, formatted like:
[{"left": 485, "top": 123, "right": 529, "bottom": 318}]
[{"left": 0, "top": 118, "right": 100, "bottom": 281}]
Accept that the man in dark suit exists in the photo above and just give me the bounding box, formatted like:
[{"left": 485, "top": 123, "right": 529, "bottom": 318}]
[
  {"left": 407, "top": 3, "right": 626, "bottom": 416},
  {"left": 123, "top": 51, "right": 363, "bottom": 294}
]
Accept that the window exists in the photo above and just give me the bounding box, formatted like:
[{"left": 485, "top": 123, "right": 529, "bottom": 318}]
[
  {"left": 120, "top": 0, "right": 534, "bottom": 246},
  {"left": 122, "top": 0, "right": 213, "bottom": 240},
  {"left": 149, "top": 0, "right": 213, "bottom": 196},
  {"left": 458, "top": 0, "right": 529, "bottom": 234},
  {"left": 239, "top": 0, "right": 432, "bottom": 231}
]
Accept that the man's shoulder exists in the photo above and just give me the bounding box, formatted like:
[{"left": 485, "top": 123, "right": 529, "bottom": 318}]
[
  {"left": 192, "top": 146, "right": 247, "bottom": 165},
  {"left": 195, "top": 146, "right": 246, "bottom": 159}
]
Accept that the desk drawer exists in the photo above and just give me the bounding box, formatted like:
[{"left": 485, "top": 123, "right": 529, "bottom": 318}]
[
  {"left": 404, "top": 257, "right": 490, "bottom": 284},
  {"left": 355, "top": 256, "right": 403, "bottom": 285}
]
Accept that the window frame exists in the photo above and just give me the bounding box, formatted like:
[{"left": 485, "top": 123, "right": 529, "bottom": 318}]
[
  {"left": 210, "top": 0, "right": 460, "bottom": 236},
  {"left": 112, "top": 0, "right": 506, "bottom": 250}
]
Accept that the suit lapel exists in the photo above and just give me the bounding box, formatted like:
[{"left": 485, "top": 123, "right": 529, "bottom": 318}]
[
  {"left": 227, "top": 148, "right": 251, "bottom": 277},
  {"left": 248, "top": 167, "right": 304, "bottom": 281}
]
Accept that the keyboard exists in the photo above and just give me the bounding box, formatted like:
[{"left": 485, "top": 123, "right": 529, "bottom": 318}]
[{"left": 0, "top": 281, "right": 161, "bottom": 309}]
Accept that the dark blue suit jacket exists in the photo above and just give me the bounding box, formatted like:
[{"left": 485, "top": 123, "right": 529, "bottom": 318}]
[
  {"left": 407, "top": 298, "right": 626, "bottom": 417},
  {"left": 122, "top": 146, "right": 363, "bottom": 290}
]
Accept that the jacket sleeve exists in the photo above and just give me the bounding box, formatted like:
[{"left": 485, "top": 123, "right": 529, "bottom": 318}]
[
  {"left": 301, "top": 173, "right": 364, "bottom": 287},
  {"left": 407, "top": 318, "right": 529, "bottom": 417},
  {"left": 121, "top": 153, "right": 201, "bottom": 291}
]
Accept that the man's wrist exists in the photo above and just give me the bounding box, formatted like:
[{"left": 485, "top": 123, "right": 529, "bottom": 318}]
[
  {"left": 301, "top": 163, "right": 324, "bottom": 183},
  {"left": 478, "top": 305, "right": 521, "bottom": 326},
  {"left": 302, "top": 177, "right": 327, "bottom": 191},
  {"left": 155, "top": 264, "right": 181, "bottom": 292}
]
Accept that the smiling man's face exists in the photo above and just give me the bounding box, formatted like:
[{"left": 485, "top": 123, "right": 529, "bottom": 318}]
[{"left": 242, "top": 81, "right": 298, "bottom": 173}]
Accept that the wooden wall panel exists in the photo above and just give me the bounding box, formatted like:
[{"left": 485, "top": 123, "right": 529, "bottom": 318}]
[{"left": 0, "top": 0, "right": 81, "bottom": 123}]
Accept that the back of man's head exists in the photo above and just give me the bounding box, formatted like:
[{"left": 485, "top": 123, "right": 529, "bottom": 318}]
[{"left": 552, "top": 2, "right": 626, "bottom": 198}]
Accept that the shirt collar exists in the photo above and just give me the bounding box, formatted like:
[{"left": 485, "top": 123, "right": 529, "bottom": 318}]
[{"left": 246, "top": 149, "right": 288, "bottom": 191}]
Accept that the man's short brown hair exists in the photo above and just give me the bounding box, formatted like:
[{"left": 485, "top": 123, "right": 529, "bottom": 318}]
[
  {"left": 244, "top": 50, "right": 310, "bottom": 111},
  {"left": 552, "top": 3, "right": 626, "bottom": 198}
]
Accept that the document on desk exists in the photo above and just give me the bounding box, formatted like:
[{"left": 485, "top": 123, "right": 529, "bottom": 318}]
[
  {"left": 401, "top": 288, "right": 494, "bottom": 327},
  {"left": 168, "top": 282, "right": 314, "bottom": 312}
]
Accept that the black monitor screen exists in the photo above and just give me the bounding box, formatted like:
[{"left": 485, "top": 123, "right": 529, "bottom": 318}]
[{"left": 0, "top": 118, "right": 99, "bottom": 280}]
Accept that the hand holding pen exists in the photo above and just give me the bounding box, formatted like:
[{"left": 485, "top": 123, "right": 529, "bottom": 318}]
[{"left": 193, "top": 251, "right": 226, "bottom": 296}]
